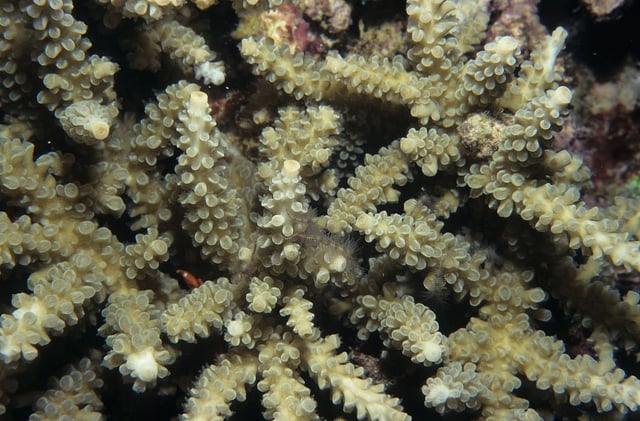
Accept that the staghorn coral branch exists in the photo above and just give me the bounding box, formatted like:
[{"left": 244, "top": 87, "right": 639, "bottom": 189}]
[{"left": 1, "top": 0, "right": 640, "bottom": 419}]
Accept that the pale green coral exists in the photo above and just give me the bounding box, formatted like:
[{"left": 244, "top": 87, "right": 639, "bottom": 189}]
[
  {"left": 1, "top": 0, "right": 640, "bottom": 419},
  {"left": 29, "top": 354, "right": 104, "bottom": 421}
]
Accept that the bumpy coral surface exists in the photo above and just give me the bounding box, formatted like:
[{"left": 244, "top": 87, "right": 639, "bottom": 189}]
[{"left": 1, "top": 0, "right": 640, "bottom": 420}]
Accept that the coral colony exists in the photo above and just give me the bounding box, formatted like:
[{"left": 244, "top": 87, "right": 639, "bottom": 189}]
[{"left": 1, "top": 0, "right": 640, "bottom": 419}]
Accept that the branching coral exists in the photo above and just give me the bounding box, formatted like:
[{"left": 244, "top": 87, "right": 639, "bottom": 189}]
[{"left": 1, "top": 0, "right": 640, "bottom": 420}]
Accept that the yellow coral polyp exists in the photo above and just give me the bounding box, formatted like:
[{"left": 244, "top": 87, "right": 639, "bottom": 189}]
[{"left": 90, "top": 120, "right": 110, "bottom": 140}]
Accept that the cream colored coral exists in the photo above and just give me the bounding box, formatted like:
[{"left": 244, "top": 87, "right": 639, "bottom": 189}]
[
  {"left": 29, "top": 357, "right": 104, "bottom": 421},
  {"left": 259, "top": 105, "right": 342, "bottom": 175},
  {"left": 280, "top": 289, "right": 315, "bottom": 338},
  {"left": 400, "top": 127, "right": 463, "bottom": 176},
  {"left": 356, "top": 294, "right": 446, "bottom": 365},
  {"left": 0, "top": 3, "right": 33, "bottom": 108},
  {"left": 499, "top": 28, "right": 569, "bottom": 111},
  {"left": 15, "top": 1, "right": 120, "bottom": 142},
  {"left": 122, "top": 228, "right": 172, "bottom": 280},
  {"left": 302, "top": 334, "right": 410, "bottom": 420},
  {"left": 241, "top": 37, "right": 331, "bottom": 101},
  {"left": 257, "top": 336, "right": 318, "bottom": 420},
  {"left": 174, "top": 87, "right": 252, "bottom": 264},
  {"left": 0, "top": 247, "right": 116, "bottom": 364},
  {"left": 3, "top": 0, "right": 640, "bottom": 418},
  {"left": 100, "top": 290, "right": 176, "bottom": 392},
  {"left": 57, "top": 100, "right": 118, "bottom": 144},
  {"left": 323, "top": 141, "right": 410, "bottom": 234},
  {"left": 247, "top": 276, "right": 282, "bottom": 313},
  {"left": 224, "top": 310, "right": 257, "bottom": 347},
  {"left": 161, "top": 278, "right": 239, "bottom": 343},
  {"left": 95, "top": 0, "right": 185, "bottom": 20},
  {"left": 124, "top": 18, "right": 225, "bottom": 84},
  {"left": 422, "top": 362, "right": 484, "bottom": 413},
  {"left": 182, "top": 353, "right": 258, "bottom": 420},
  {"left": 156, "top": 19, "right": 224, "bottom": 85},
  {"left": 257, "top": 159, "right": 309, "bottom": 245},
  {"left": 190, "top": 0, "right": 218, "bottom": 9}
]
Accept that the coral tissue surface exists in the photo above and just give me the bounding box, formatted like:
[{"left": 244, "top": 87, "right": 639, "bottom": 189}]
[{"left": 1, "top": 0, "right": 640, "bottom": 420}]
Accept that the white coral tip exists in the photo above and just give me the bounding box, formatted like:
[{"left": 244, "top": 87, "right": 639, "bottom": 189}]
[
  {"left": 126, "top": 347, "right": 161, "bottom": 382},
  {"left": 195, "top": 61, "right": 225, "bottom": 86}
]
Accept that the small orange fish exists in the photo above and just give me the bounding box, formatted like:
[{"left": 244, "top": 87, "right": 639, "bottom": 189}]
[{"left": 176, "top": 269, "right": 203, "bottom": 288}]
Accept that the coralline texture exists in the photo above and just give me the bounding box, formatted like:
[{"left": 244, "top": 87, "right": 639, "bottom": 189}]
[
  {"left": 488, "top": 0, "right": 548, "bottom": 53},
  {"left": 1, "top": 0, "right": 640, "bottom": 420},
  {"left": 20, "top": 0, "right": 120, "bottom": 144},
  {"left": 580, "top": 0, "right": 626, "bottom": 17},
  {"left": 125, "top": 18, "right": 225, "bottom": 85},
  {"left": 96, "top": 0, "right": 185, "bottom": 21},
  {"left": 29, "top": 355, "right": 104, "bottom": 420}
]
